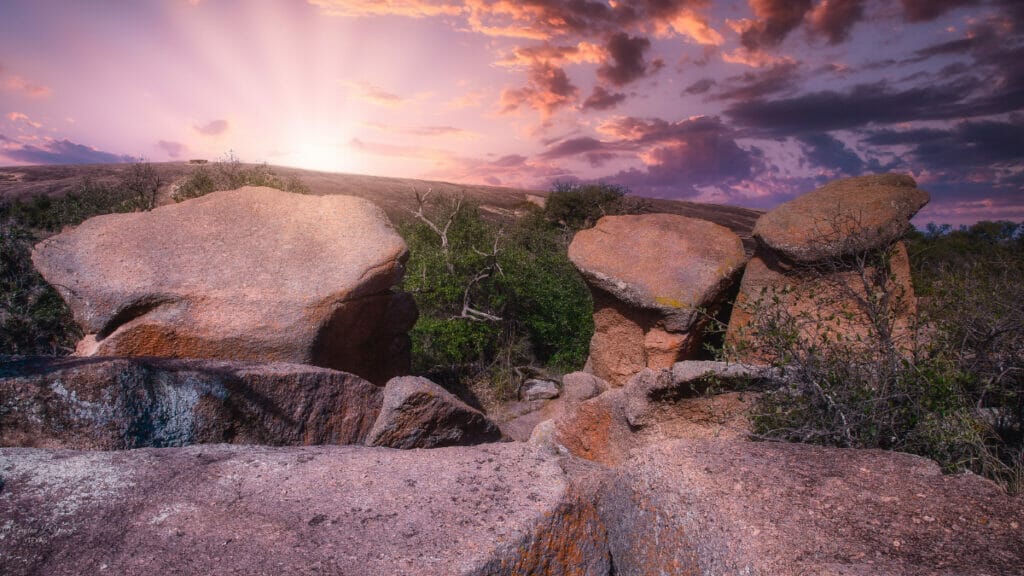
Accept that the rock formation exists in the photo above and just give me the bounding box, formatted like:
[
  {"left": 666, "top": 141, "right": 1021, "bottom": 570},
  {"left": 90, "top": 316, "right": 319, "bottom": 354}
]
[
  {"left": 31, "top": 187, "right": 417, "bottom": 384},
  {"left": 365, "top": 376, "right": 503, "bottom": 449},
  {"left": 0, "top": 356, "right": 382, "bottom": 449},
  {"left": 0, "top": 443, "right": 610, "bottom": 576},
  {"left": 568, "top": 214, "right": 747, "bottom": 386},
  {"left": 726, "top": 174, "right": 929, "bottom": 361}
]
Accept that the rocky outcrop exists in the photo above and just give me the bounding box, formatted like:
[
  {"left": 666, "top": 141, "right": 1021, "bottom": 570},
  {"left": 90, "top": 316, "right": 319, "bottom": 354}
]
[
  {"left": 569, "top": 214, "right": 747, "bottom": 386},
  {"left": 0, "top": 443, "right": 610, "bottom": 576},
  {"left": 727, "top": 174, "right": 928, "bottom": 361},
  {"left": 520, "top": 378, "right": 560, "bottom": 401},
  {"left": 562, "top": 372, "right": 608, "bottom": 404},
  {"left": 600, "top": 439, "right": 1024, "bottom": 576},
  {"left": 0, "top": 356, "right": 382, "bottom": 449},
  {"left": 31, "top": 187, "right": 417, "bottom": 384},
  {"left": 365, "top": 376, "right": 503, "bottom": 449}
]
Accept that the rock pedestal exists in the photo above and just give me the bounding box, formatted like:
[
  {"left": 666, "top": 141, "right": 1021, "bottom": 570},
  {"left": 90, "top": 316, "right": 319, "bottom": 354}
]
[
  {"left": 31, "top": 187, "right": 417, "bottom": 384},
  {"left": 568, "top": 214, "right": 746, "bottom": 386},
  {"left": 726, "top": 174, "right": 929, "bottom": 361}
]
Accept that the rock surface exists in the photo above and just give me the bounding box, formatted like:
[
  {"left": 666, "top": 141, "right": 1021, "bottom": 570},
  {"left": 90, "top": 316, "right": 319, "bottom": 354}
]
[
  {"left": 562, "top": 372, "right": 609, "bottom": 404},
  {"left": 600, "top": 439, "right": 1024, "bottom": 576},
  {"left": 365, "top": 376, "right": 503, "bottom": 449},
  {"left": 753, "top": 173, "right": 929, "bottom": 262},
  {"left": 0, "top": 443, "right": 610, "bottom": 576},
  {"left": 727, "top": 242, "right": 918, "bottom": 360},
  {"left": 520, "top": 378, "right": 560, "bottom": 401},
  {"left": 31, "top": 186, "right": 416, "bottom": 384},
  {"left": 568, "top": 214, "right": 746, "bottom": 386},
  {"left": 0, "top": 356, "right": 382, "bottom": 449}
]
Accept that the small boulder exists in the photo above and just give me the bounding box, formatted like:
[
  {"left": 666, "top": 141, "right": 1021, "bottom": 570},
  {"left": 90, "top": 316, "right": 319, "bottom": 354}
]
[
  {"left": 31, "top": 187, "right": 416, "bottom": 384},
  {"left": 753, "top": 173, "right": 929, "bottom": 262},
  {"left": 365, "top": 376, "right": 503, "bottom": 449},
  {"left": 569, "top": 214, "right": 746, "bottom": 386},
  {"left": 520, "top": 378, "right": 560, "bottom": 401},
  {"left": 0, "top": 356, "right": 382, "bottom": 449},
  {"left": 561, "top": 372, "right": 608, "bottom": 404}
]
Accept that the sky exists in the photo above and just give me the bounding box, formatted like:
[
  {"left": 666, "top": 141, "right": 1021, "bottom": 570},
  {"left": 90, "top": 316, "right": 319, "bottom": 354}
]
[{"left": 1, "top": 0, "right": 1022, "bottom": 225}]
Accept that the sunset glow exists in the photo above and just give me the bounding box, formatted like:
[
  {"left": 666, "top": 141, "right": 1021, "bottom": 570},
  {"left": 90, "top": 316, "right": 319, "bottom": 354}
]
[{"left": 1, "top": 0, "right": 1022, "bottom": 225}]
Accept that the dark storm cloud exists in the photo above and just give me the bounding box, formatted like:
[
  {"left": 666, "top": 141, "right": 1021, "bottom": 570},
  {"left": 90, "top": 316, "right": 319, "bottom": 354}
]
[
  {"left": 597, "top": 33, "right": 659, "bottom": 87},
  {"left": 796, "top": 132, "right": 894, "bottom": 176},
  {"left": 807, "top": 0, "right": 866, "bottom": 44},
  {"left": 739, "top": 0, "right": 813, "bottom": 52},
  {"left": 582, "top": 86, "right": 627, "bottom": 111},
  {"left": 540, "top": 136, "right": 614, "bottom": 159},
  {"left": 684, "top": 78, "right": 716, "bottom": 95},
  {"left": 711, "top": 61, "right": 801, "bottom": 101},
  {"left": 864, "top": 117, "right": 1024, "bottom": 171},
  {"left": 724, "top": 78, "right": 1001, "bottom": 136},
  {"left": 0, "top": 139, "right": 134, "bottom": 165},
  {"left": 589, "top": 116, "right": 761, "bottom": 197},
  {"left": 900, "top": 0, "right": 982, "bottom": 22}
]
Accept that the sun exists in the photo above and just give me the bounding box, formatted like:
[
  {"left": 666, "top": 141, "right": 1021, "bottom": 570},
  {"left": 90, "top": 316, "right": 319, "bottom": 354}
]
[{"left": 279, "top": 142, "right": 359, "bottom": 174}]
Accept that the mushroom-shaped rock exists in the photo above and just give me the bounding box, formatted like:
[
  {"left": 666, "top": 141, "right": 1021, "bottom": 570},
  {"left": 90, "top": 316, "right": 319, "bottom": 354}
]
[
  {"left": 753, "top": 173, "right": 929, "bottom": 262},
  {"left": 568, "top": 214, "right": 746, "bottom": 386},
  {"left": 0, "top": 356, "right": 383, "bottom": 450},
  {"left": 365, "top": 376, "right": 503, "bottom": 448},
  {"left": 31, "top": 187, "right": 417, "bottom": 384}
]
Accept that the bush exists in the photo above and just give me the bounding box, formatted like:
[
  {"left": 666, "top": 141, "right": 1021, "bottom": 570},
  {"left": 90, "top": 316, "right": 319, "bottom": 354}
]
[
  {"left": 544, "top": 181, "right": 650, "bottom": 232},
  {"left": 173, "top": 153, "right": 308, "bottom": 202},
  {"left": 400, "top": 193, "right": 593, "bottom": 399}
]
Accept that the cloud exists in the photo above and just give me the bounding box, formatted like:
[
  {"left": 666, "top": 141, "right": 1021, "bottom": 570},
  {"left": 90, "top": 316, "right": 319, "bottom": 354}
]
[
  {"left": 864, "top": 117, "right": 1024, "bottom": 172},
  {"left": 194, "top": 119, "right": 229, "bottom": 136},
  {"left": 807, "top": 0, "right": 866, "bottom": 44},
  {"left": 581, "top": 86, "right": 627, "bottom": 111},
  {"left": 6, "top": 112, "right": 42, "bottom": 128},
  {"left": 597, "top": 33, "right": 660, "bottom": 87},
  {"left": 308, "top": 0, "right": 461, "bottom": 18},
  {"left": 710, "top": 60, "right": 800, "bottom": 101},
  {"left": 499, "top": 63, "right": 579, "bottom": 118},
  {"left": 363, "top": 122, "right": 476, "bottom": 138},
  {"left": 496, "top": 42, "right": 605, "bottom": 68},
  {"left": 0, "top": 138, "right": 134, "bottom": 165},
  {"left": 0, "top": 66, "right": 52, "bottom": 98},
  {"left": 684, "top": 78, "right": 716, "bottom": 95},
  {"left": 445, "top": 90, "right": 486, "bottom": 109},
  {"left": 797, "top": 132, "right": 871, "bottom": 176},
  {"left": 738, "top": 0, "right": 813, "bottom": 52},
  {"left": 157, "top": 140, "right": 187, "bottom": 158},
  {"left": 540, "top": 136, "right": 614, "bottom": 159},
  {"left": 900, "top": 0, "right": 981, "bottom": 22}
]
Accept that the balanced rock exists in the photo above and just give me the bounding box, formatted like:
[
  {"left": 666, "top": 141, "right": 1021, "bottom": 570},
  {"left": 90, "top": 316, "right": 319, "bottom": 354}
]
[
  {"left": 601, "top": 439, "right": 1024, "bottom": 576},
  {"left": 0, "top": 443, "right": 610, "bottom": 576},
  {"left": 31, "top": 187, "right": 416, "bottom": 384},
  {"left": 728, "top": 174, "right": 927, "bottom": 361},
  {"left": 0, "top": 356, "right": 382, "bottom": 449},
  {"left": 569, "top": 214, "right": 746, "bottom": 386},
  {"left": 753, "top": 173, "right": 929, "bottom": 262},
  {"left": 365, "top": 376, "right": 503, "bottom": 449}
]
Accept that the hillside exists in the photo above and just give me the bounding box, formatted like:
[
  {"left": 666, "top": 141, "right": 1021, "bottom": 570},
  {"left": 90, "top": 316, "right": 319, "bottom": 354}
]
[{"left": 0, "top": 162, "right": 762, "bottom": 251}]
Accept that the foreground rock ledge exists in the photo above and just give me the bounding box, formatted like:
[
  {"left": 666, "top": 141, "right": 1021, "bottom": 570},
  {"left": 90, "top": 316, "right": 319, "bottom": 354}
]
[
  {"left": 0, "top": 443, "right": 609, "bottom": 576},
  {"left": 31, "top": 187, "right": 416, "bottom": 384},
  {"left": 601, "top": 439, "right": 1024, "bottom": 576}
]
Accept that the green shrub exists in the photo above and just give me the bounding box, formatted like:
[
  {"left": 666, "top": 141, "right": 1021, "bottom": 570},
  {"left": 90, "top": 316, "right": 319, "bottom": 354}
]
[
  {"left": 544, "top": 181, "right": 650, "bottom": 231},
  {"left": 399, "top": 193, "right": 593, "bottom": 399},
  {"left": 173, "top": 153, "right": 308, "bottom": 202},
  {"left": 0, "top": 221, "right": 80, "bottom": 354}
]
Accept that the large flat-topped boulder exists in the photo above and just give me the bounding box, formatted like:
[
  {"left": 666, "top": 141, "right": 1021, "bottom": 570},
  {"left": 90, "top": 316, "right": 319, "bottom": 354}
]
[
  {"left": 569, "top": 214, "right": 746, "bottom": 327},
  {"left": 0, "top": 356, "right": 382, "bottom": 449},
  {"left": 31, "top": 187, "right": 416, "bottom": 383},
  {"left": 569, "top": 214, "right": 746, "bottom": 386},
  {"left": 0, "top": 443, "right": 609, "bottom": 576},
  {"left": 601, "top": 439, "right": 1024, "bottom": 576},
  {"left": 753, "top": 173, "right": 929, "bottom": 262}
]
